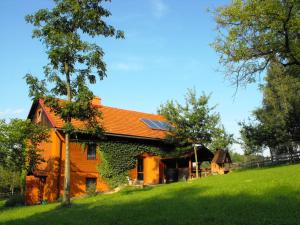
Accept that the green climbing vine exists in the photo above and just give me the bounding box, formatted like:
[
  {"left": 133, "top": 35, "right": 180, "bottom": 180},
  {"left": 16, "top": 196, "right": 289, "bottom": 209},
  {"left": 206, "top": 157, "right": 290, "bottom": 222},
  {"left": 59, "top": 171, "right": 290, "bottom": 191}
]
[{"left": 97, "top": 140, "right": 169, "bottom": 188}]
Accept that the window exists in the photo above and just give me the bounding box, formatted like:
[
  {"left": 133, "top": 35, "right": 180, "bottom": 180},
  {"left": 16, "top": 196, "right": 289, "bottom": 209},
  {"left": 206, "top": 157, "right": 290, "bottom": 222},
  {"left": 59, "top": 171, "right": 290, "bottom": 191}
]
[
  {"left": 137, "top": 157, "right": 144, "bottom": 181},
  {"left": 36, "top": 109, "right": 42, "bottom": 123},
  {"left": 87, "top": 144, "right": 96, "bottom": 160},
  {"left": 86, "top": 178, "right": 97, "bottom": 191}
]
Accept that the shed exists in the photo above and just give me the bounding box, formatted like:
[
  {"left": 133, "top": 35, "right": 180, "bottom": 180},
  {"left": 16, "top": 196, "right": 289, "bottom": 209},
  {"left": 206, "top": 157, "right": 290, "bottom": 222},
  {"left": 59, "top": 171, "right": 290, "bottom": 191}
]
[{"left": 211, "top": 149, "right": 232, "bottom": 174}]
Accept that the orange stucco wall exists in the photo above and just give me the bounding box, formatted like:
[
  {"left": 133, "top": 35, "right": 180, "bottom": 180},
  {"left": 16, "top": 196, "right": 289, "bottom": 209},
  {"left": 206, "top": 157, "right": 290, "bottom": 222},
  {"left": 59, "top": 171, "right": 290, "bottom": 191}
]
[
  {"left": 25, "top": 176, "right": 41, "bottom": 205},
  {"left": 144, "top": 156, "right": 159, "bottom": 184},
  {"left": 26, "top": 128, "right": 109, "bottom": 205},
  {"left": 63, "top": 142, "right": 109, "bottom": 197},
  {"left": 143, "top": 154, "right": 160, "bottom": 185},
  {"left": 129, "top": 154, "right": 161, "bottom": 185},
  {"left": 26, "top": 125, "right": 162, "bottom": 205},
  {"left": 31, "top": 129, "right": 61, "bottom": 203}
]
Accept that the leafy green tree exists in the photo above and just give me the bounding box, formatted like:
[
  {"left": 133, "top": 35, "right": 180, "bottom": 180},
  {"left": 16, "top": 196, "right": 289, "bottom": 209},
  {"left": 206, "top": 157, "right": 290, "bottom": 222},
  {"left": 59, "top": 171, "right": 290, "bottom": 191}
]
[
  {"left": 209, "top": 125, "right": 235, "bottom": 151},
  {"left": 239, "top": 120, "right": 267, "bottom": 155},
  {"left": 158, "top": 89, "right": 230, "bottom": 177},
  {"left": 0, "top": 166, "right": 21, "bottom": 197},
  {"left": 212, "top": 0, "right": 300, "bottom": 85},
  {"left": 240, "top": 62, "right": 300, "bottom": 158},
  {"left": 0, "top": 119, "right": 49, "bottom": 194},
  {"left": 229, "top": 151, "right": 246, "bottom": 163},
  {"left": 25, "top": 0, "right": 123, "bottom": 205}
]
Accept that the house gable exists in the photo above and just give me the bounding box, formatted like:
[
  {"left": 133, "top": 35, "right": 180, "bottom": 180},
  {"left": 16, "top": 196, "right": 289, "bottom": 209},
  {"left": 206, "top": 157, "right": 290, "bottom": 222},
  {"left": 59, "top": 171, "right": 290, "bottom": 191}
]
[{"left": 28, "top": 100, "right": 55, "bottom": 128}]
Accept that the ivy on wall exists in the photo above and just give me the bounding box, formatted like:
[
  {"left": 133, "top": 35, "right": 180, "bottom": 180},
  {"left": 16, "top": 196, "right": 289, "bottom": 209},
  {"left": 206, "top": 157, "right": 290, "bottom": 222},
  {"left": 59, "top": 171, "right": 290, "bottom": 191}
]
[{"left": 97, "top": 140, "right": 169, "bottom": 188}]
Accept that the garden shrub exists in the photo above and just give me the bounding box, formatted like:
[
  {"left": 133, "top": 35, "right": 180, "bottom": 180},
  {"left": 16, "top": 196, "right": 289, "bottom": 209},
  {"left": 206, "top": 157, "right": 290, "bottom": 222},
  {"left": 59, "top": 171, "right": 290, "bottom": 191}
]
[{"left": 4, "top": 194, "right": 24, "bottom": 207}]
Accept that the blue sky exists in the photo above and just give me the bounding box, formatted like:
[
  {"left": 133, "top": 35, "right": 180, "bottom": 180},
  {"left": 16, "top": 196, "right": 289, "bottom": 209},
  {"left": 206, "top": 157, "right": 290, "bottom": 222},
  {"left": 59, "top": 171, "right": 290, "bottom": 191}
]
[{"left": 0, "top": 0, "right": 263, "bottom": 153}]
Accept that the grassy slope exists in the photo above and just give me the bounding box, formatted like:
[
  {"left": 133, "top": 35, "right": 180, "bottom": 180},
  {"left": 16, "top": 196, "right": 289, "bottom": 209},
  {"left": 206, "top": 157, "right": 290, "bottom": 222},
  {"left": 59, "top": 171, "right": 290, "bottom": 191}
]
[{"left": 0, "top": 164, "right": 300, "bottom": 225}]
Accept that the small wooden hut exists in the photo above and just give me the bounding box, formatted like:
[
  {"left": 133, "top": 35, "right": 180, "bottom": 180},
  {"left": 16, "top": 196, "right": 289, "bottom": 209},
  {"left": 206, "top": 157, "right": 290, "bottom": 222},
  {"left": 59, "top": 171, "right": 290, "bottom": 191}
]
[{"left": 211, "top": 149, "right": 232, "bottom": 174}]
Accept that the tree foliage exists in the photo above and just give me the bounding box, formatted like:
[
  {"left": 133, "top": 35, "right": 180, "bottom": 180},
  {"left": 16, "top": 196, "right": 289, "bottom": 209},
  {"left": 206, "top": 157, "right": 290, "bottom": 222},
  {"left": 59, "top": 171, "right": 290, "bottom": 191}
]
[
  {"left": 229, "top": 150, "right": 247, "bottom": 163},
  {"left": 25, "top": 0, "right": 123, "bottom": 205},
  {"left": 0, "top": 119, "right": 49, "bottom": 194},
  {"left": 0, "top": 167, "right": 21, "bottom": 199},
  {"left": 240, "top": 62, "right": 300, "bottom": 156},
  {"left": 158, "top": 89, "right": 232, "bottom": 152},
  {"left": 209, "top": 125, "right": 235, "bottom": 151},
  {"left": 25, "top": 0, "right": 124, "bottom": 134},
  {"left": 212, "top": 0, "right": 300, "bottom": 85}
]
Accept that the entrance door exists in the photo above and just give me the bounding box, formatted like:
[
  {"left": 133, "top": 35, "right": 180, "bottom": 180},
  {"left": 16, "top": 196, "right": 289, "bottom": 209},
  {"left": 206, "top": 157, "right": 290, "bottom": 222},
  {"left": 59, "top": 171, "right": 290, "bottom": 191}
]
[{"left": 137, "top": 157, "right": 144, "bottom": 181}]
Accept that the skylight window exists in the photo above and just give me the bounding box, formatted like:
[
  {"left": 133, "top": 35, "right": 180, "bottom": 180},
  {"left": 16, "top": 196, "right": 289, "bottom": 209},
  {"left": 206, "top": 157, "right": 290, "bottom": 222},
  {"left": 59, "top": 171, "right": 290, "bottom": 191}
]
[{"left": 141, "top": 118, "right": 171, "bottom": 131}]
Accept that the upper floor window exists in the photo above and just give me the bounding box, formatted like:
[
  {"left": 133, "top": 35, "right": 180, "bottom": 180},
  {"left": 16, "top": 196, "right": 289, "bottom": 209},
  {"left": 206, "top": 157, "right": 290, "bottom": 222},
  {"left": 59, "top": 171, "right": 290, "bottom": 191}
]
[
  {"left": 87, "top": 144, "right": 97, "bottom": 160},
  {"left": 36, "top": 109, "right": 42, "bottom": 123}
]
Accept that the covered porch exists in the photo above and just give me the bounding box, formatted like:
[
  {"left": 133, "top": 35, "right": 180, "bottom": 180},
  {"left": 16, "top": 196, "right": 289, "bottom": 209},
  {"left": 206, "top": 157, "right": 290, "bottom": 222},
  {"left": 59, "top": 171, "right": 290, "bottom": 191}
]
[{"left": 160, "top": 145, "right": 214, "bottom": 183}]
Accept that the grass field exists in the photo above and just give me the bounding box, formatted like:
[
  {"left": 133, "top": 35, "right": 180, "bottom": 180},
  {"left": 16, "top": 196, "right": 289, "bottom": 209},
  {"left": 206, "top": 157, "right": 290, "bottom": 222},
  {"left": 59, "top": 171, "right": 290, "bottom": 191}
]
[{"left": 0, "top": 164, "right": 300, "bottom": 225}]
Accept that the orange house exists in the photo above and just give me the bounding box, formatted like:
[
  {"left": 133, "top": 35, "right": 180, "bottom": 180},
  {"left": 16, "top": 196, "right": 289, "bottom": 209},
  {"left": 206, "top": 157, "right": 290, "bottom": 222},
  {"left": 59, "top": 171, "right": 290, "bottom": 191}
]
[
  {"left": 25, "top": 97, "right": 175, "bottom": 205},
  {"left": 25, "top": 97, "right": 216, "bottom": 205}
]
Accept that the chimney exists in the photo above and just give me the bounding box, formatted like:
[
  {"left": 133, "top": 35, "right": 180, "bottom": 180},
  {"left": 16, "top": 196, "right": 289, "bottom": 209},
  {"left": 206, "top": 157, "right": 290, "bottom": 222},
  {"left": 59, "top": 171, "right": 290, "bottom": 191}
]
[{"left": 92, "top": 96, "right": 101, "bottom": 105}]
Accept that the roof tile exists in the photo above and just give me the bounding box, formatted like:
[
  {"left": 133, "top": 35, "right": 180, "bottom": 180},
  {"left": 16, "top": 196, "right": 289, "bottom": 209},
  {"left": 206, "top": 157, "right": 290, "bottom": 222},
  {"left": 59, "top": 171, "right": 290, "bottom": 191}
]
[{"left": 40, "top": 99, "right": 167, "bottom": 140}]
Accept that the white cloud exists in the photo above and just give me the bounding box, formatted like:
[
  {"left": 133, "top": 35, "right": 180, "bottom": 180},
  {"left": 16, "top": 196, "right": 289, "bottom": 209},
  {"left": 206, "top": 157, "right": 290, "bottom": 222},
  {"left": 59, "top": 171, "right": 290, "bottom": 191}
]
[
  {"left": 151, "top": 0, "right": 169, "bottom": 18},
  {"left": 111, "top": 62, "right": 144, "bottom": 72},
  {"left": 0, "top": 108, "right": 25, "bottom": 119}
]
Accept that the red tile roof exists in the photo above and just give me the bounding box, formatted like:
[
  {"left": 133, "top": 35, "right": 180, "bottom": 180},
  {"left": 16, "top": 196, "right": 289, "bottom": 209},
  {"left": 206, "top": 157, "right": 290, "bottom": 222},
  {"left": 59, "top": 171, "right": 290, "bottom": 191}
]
[{"left": 38, "top": 99, "right": 168, "bottom": 140}]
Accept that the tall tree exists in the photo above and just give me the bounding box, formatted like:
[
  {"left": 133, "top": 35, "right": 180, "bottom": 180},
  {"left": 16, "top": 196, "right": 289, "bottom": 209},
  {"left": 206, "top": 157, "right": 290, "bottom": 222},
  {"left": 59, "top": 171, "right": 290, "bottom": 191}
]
[
  {"left": 25, "top": 0, "right": 124, "bottom": 206},
  {"left": 158, "top": 89, "right": 229, "bottom": 177},
  {"left": 240, "top": 62, "right": 300, "bottom": 157},
  {"left": 212, "top": 0, "right": 300, "bottom": 85}
]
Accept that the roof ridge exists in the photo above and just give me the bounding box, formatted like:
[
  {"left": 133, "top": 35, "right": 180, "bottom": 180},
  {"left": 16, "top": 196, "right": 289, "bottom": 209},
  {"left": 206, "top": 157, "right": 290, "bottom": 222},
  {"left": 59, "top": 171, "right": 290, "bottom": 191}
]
[
  {"left": 99, "top": 105, "right": 164, "bottom": 119},
  {"left": 38, "top": 98, "right": 162, "bottom": 118}
]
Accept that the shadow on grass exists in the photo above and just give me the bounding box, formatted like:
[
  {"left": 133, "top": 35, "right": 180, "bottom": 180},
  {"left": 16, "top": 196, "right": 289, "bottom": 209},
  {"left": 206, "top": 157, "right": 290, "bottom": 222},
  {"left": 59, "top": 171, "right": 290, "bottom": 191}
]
[
  {"left": 1, "top": 184, "right": 300, "bottom": 225},
  {"left": 120, "top": 186, "right": 154, "bottom": 195}
]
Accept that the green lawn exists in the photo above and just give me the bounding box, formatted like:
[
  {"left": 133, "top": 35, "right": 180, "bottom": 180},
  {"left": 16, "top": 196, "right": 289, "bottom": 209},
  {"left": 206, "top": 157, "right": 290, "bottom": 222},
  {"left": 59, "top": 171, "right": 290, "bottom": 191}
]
[{"left": 0, "top": 164, "right": 300, "bottom": 225}]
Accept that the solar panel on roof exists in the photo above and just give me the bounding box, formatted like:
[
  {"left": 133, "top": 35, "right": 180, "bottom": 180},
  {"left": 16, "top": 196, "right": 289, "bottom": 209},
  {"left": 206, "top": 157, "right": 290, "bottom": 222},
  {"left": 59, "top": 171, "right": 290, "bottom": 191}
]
[
  {"left": 141, "top": 119, "right": 160, "bottom": 129},
  {"left": 141, "top": 118, "right": 171, "bottom": 131},
  {"left": 155, "top": 120, "right": 171, "bottom": 130}
]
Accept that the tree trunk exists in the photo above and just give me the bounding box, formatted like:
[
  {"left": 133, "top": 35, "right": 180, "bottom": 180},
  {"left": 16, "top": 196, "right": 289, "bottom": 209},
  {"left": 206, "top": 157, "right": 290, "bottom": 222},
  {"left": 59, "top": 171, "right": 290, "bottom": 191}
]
[
  {"left": 10, "top": 185, "right": 14, "bottom": 196},
  {"left": 62, "top": 132, "right": 71, "bottom": 206},
  {"left": 288, "top": 146, "right": 294, "bottom": 163},
  {"left": 270, "top": 149, "right": 274, "bottom": 163},
  {"left": 62, "top": 63, "right": 72, "bottom": 206}
]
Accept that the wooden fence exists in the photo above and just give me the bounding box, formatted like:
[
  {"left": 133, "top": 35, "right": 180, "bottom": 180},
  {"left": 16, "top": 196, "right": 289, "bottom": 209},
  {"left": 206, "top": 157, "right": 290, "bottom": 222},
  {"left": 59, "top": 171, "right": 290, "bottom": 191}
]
[{"left": 234, "top": 151, "right": 300, "bottom": 169}]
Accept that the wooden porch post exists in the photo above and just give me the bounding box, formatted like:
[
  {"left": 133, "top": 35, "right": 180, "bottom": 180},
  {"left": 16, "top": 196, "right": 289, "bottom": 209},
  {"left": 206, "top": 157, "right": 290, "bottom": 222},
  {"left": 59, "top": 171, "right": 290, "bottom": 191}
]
[{"left": 188, "top": 157, "right": 192, "bottom": 179}]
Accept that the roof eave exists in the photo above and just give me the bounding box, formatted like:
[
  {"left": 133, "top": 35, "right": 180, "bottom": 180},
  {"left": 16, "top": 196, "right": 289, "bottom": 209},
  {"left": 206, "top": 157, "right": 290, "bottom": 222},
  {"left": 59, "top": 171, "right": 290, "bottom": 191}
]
[
  {"left": 105, "top": 132, "right": 165, "bottom": 142},
  {"left": 27, "top": 100, "right": 39, "bottom": 120},
  {"left": 55, "top": 128, "right": 165, "bottom": 142}
]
